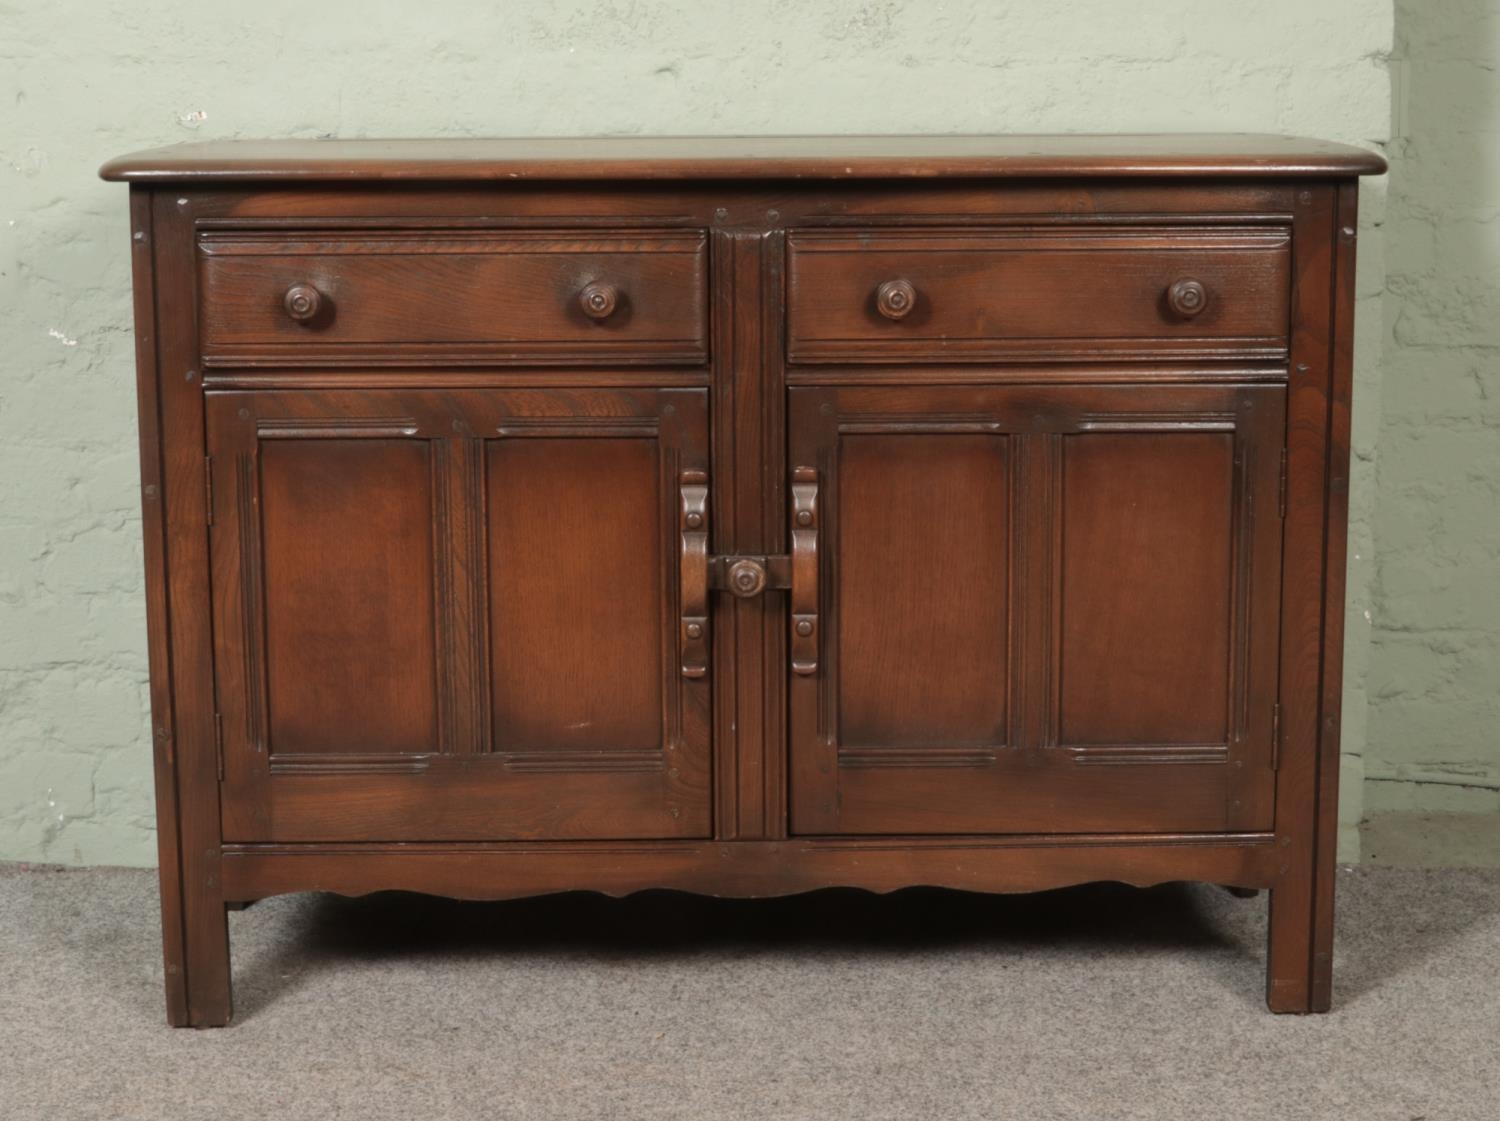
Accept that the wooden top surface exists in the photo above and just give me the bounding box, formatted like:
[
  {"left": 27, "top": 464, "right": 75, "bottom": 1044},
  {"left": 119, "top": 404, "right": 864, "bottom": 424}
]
[{"left": 100, "top": 134, "right": 1386, "bottom": 183}]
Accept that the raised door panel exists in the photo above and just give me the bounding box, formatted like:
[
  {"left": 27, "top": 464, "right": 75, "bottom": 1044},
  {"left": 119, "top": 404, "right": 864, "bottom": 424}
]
[
  {"left": 488, "top": 436, "right": 664, "bottom": 758},
  {"left": 256, "top": 436, "right": 438, "bottom": 755},
  {"left": 835, "top": 431, "right": 1011, "bottom": 758},
  {"left": 789, "top": 384, "right": 1283, "bottom": 836},
  {"left": 208, "top": 387, "right": 710, "bottom": 841},
  {"left": 1058, "top": 432, "right": 1234, "bottom": 755}
]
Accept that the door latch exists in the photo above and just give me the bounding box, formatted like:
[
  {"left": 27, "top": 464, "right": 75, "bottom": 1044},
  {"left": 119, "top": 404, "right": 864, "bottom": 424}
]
[
  {"left": 708, "top": 554, "right": 792, "bottom": 598},
  {"left": 678, "top": 467, "right": 820, "bottom": 678}
]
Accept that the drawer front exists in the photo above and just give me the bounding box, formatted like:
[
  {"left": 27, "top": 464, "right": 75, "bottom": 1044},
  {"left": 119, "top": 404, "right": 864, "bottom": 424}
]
[
  {"left": 786, "top": 227, "right": 1290, "bottom": 363},
  {"left": 199, "top": 230, "right": 708, "bottom": 366}
]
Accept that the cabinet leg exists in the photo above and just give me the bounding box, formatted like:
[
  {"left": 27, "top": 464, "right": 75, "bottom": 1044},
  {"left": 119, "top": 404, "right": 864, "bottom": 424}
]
[
  {"left": 159, "top": 859, "right": 233, "bottom": 1027},
  {"left": 1265, "top": 868, "right": 1334, "bottom": 1013}
]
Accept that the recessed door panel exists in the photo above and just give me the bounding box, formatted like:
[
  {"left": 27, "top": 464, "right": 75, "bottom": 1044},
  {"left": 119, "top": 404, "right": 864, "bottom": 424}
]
[{"left": 789, "top": 384, "right": 1284, "bottom": 836}]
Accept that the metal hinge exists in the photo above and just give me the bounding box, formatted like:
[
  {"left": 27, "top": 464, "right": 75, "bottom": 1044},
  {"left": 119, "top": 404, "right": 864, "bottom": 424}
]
[
  {"left": 205, "top": 456, "right": 215, "bottom": 526},
  {"left": 1278, "top": 447, "right": 1288, "bottom": 519},
  {"left": 1270, "top": 703, "right": 1281, "bottom": 771},
  {"left": 214, "top": 712, "right": 224, "bottom": 781}
]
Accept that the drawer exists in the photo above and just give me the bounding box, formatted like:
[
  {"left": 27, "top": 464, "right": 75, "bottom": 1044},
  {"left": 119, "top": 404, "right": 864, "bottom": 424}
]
[
  {"left": 786, "top": 227, "right": 1290, "bottom": 363},
  {"left": 198, "top": 230, "right": 708, "bottom": 366}
]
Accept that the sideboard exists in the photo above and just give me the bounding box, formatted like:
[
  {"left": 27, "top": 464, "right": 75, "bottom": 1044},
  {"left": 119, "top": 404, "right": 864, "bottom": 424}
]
[{"left": 101, "top": 135, "right": 1385, "bottom": 1025}]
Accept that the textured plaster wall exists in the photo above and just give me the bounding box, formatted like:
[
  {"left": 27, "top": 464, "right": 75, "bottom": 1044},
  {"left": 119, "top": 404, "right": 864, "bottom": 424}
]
[
  {"left": 1364, "top": 2, "right": 1500, "bottom": 826},
  {"left": 1, "top": 1, "right": 1390, "bottom": 866}
]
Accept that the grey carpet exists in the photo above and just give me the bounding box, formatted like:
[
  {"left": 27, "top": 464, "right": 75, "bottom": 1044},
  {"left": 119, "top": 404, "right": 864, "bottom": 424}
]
[{"left": 1, "top": 865, "right": 1496, "bottom": 1121}]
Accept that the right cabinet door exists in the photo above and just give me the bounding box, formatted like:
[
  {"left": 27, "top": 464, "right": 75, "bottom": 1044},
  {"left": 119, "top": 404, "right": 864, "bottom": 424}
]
[{"left": 788, "top": 384, "right": 1285, "bottom": 835}]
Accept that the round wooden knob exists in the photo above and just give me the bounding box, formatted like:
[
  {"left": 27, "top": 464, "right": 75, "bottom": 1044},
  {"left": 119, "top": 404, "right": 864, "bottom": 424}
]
[
  {"left": 1166, "top": 278, "right": 1209, "bottom": 318},
  {"left": 726, "top": 558, "right": 768, "bottom": 599},
  {"left": 875, "top": 278, "right": 917, "bottom": 320},
  {"left": 283, "top": 284, "right": 323, "bottom": 323},
  {"left": 579, "top": 282, "right": 619, "bottom": 320}
]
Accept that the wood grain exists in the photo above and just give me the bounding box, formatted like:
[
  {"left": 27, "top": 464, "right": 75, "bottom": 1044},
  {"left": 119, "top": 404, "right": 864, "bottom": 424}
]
[
  {"left": 836, "top": 432, "right": 1010, "bottom": 747},
  {"left": 1058, "top": 431, "right": 1233, "bottom": 746},
  {"left": 787, "top": 227, "right": 1290, "bottom": 363},
  {"left": 208, "top": 388, "right": 711, "bottom": 845},
  {"left": 788, "top": 384, "right": 1283, "bottom": 837},
  {"left": 221, "top": 834, "right": 1284, "bottom": 903},
  {"left": 126, "top": 188, "right": 192, "bottom": 1026},
  {"left": 1265, "top": 183, "right": 1358, "bottom": 1013},
  {"left": 488, "top": 435, "right": 662, "bottom": 753},
  {"left": 152, "top": 191, "right": 232, "bottom": 1026},
  {"left": 259, "top": 437, "right": 438, "bottom": 754},
  {"left": 106, "top": 139, "right": 1379, "bottom": 1024},
  {"left": 99, "top": 134, "right": 1387, "bottom": 182},
  {"left": 199, "top": 231, "right": 707, "bottom": 366}
]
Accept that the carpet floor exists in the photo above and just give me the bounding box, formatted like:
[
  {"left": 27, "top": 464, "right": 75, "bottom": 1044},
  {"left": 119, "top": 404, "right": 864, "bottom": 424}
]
[{"left": 1, "top": 864, "right": 1496, "bottom": 1121}]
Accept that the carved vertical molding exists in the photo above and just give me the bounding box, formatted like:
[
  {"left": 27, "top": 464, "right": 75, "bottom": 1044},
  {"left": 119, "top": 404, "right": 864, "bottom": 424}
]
[
  {"left": 710, "top": 230, "right": 741, "bottom": 837},
  {"left": 711, "top": 227, "right": 785, "bottom": 840},
  {"left": 760, "top": 229, "right": 788, "bottom": 839}
]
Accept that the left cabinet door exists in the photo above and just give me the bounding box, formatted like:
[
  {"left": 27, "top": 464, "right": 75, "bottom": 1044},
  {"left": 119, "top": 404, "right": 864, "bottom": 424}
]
[{"left": 207, "top": 387, "right": 711, "bottom": 841}]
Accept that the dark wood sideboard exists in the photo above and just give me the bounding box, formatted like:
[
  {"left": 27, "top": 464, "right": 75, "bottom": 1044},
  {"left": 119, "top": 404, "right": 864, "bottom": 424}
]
[{"left": 101, "top": 135, "right": 1385, "bottom": 1025}]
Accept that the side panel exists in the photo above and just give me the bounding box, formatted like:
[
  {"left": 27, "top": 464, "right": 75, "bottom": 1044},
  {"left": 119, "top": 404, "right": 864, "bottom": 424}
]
[
  {"left": 1267, "top": 182, "right": 1357, "bottom": 1012},
  {"left": 147, "top": 189, "right": 233, "bottom": 1025}
]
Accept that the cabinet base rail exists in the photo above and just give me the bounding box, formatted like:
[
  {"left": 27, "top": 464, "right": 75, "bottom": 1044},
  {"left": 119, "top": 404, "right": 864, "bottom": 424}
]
[
  {"left": 220, "top": 833, "right": 1284, "bottom": 902},
  {"left": 153, "top": 832, "right": 1329, "bottom": 1027}
]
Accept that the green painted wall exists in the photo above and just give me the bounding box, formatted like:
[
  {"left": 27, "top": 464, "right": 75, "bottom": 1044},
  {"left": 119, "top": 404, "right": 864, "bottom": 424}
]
[
  {"left": 1363, "top": 2, "right": 1500, "bottom": 838},
  {"left": 0, "top": 1, "right": 1396, "bottom": 866}
]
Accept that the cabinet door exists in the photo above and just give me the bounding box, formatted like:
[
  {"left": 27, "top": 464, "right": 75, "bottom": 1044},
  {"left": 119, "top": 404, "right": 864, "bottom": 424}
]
[
  {"left": 789, "top": 384, "right": 1284, "bottom": 835},
  {"left": 207, "top": 387, "right": 710, "bottom": 841}
]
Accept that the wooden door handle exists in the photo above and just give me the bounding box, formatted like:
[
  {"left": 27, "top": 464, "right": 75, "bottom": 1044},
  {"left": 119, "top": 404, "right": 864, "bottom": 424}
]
[
  {"left": 679, "top": 470, "right": 709, "bottom": 679},
  {"left": 790, "top": 466, "right": 819, "bottom": 676}
]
